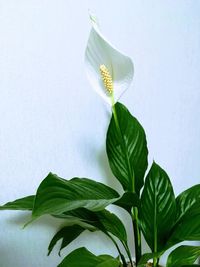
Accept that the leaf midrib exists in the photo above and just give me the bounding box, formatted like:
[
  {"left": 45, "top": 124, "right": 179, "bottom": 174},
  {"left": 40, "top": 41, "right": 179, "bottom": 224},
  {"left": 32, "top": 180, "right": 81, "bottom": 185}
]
[
  {"left": 153, "top": 183, "right": 158, "bottom": 253},
  {"left": 112, "top": 106, "right": 135, "bottom": 192}
]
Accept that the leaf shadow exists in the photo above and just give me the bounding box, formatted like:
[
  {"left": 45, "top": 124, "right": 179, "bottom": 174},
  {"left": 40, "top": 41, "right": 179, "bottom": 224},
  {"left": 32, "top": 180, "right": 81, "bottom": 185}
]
[{"left": 5, "top": 211, "right": 61, "bottom": 230}]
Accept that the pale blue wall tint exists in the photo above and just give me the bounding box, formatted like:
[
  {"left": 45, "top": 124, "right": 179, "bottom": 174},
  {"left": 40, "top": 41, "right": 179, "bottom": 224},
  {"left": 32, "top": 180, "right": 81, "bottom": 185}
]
[{"left": 0, "top": 1, "right": 200, "bottom": 266}]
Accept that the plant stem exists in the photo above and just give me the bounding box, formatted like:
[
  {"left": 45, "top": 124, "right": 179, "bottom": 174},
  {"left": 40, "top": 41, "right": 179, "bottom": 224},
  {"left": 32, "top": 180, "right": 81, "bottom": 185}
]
[
  {"left": 132, "top": 207, "right": 141, "bottom": 264},
  {"left": 153, "top": 190, "right": 158, "bottom": 267},
  {"left": 111, "top": 97, "right": 142, "bottom": 265},
  {"left": 153, "top": 257, "right": 159, "bottom": 267},
  {"left": 122, "top": 242, "right": 134, "bottom": 267},
  {"left": 108, "top": 234, "right": 127, "bottom": 267}
]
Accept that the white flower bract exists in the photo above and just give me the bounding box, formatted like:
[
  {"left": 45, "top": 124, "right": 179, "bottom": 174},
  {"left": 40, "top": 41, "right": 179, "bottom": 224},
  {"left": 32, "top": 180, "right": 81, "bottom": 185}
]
[{"left": 85, "top": 14, "right": 134, "bottom": 105}]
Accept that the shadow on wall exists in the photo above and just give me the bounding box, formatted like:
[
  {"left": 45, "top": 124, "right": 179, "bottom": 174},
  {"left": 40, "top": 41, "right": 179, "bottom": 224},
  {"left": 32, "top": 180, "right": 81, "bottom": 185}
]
[
  {"left": 3, "top": 211, "right": 61, "bottom": 229},
  {"left": 0, "top": 212, "right": 61, "bottom": 265}
]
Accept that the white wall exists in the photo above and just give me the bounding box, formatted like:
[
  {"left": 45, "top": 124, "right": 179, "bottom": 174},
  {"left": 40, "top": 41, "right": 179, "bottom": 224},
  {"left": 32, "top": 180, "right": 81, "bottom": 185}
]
[{"left": 0, "top": 1, "right": 200, "bottom": 266}]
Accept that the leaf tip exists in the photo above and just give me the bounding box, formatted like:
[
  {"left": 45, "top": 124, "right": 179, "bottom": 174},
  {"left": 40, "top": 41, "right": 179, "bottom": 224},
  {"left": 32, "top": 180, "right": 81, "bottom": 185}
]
[{"left": 23, "top": 217, "right": 36, "bottom": 229}]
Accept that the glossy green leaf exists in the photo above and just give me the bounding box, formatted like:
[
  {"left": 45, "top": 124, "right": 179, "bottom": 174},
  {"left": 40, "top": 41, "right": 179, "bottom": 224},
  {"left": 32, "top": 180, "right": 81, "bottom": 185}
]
[
  {"left": 48, "top": 225, "right": 86, "bottom": 256},
  {"left": 166, "top": 245, "right": 200, "bottom": 267},
  {"left": 58, "top": 247, "right": 120, "bottom": 267},
  {"left": 167, "top": 213, "right": 200, "bottom": 246},
  {"left": 50, "top": 208, "right": 127, "bottom": 257},
  {"left": 0, "top": 187, "right": 136, "bottom": 215},
  {"left": 0, "top": 195, "right": 34, "bottom": 210},
  {"left": 165, "top": 185, "right": 200, "bottom": 247},
  {"left": 140, "top": 162, "right": 176, "bottom": 251},
  {"left": 176, "top": 184, "right": 200, "bottom": 221},
  {"left": 106, "top": 102, "right": 148, "bottom": 193},
  {"left": 32, "top": 173, "right": 119, "bottom": 219}
]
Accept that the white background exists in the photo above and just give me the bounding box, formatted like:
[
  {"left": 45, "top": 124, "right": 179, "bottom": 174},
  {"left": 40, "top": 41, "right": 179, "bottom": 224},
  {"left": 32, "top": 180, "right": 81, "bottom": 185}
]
[{"left": 0, "top": 1, "right": 200, "bottom": 266}]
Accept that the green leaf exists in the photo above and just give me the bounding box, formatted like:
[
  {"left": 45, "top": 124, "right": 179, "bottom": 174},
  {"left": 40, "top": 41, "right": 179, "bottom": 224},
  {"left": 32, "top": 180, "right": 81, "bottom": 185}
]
[
  {"left": 32, "top": 173, "right": 119, "bottom": 219},
  {"left": 167, "top": 213, "right": 200, "bottom": 246},
  {"left": 140, "top": 162, "right": 176, "bottom": 251},
  {"left": 50, "top": 208, "right": 127, "bottom": 257},
  {"left": 94, "top": 209, "right": 127, "bottom": 242},
  {"left": 106, "top": 102, "right": 148, "bottom": 193},
  {"left": 58, "top": 247, "right": 120, "bottom": 267},
  {"left": 176, "top": 184, "right": 200, "bottom": 221},
  {"left": 56, "top": 208, "right": 127, "bottom": 243},
  {"left": 181, "top": 265, "right": 200, "bottom": 267},
  {"left": 48, "top": 225, "right": 86, "bottom": 256},
  {"left": 166, "top": 245, "right": 200, "bottom": 267},
  {"left": 165, "top": 185, "right": 200, "bottom": 248},
  {"left": 0, "top": 195, "right": 34, "bottom": 210},
  {"left": 0, "top": 192, "right": 128, "bottom": 246},
  {"left": 114, "top": 192, "right": 140, "bottom": 213}
]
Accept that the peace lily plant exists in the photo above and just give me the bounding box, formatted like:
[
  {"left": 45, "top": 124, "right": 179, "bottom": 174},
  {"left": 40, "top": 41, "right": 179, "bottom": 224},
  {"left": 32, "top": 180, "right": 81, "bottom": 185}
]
[{"left": 1, "top": 15, "right": 200, "bottom": 267}]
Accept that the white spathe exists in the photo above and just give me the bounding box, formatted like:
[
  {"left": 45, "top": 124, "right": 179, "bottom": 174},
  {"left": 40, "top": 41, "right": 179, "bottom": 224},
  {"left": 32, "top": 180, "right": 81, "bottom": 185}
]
[{"left": 85, "top": 15, "right": 134, "bottom": 105}]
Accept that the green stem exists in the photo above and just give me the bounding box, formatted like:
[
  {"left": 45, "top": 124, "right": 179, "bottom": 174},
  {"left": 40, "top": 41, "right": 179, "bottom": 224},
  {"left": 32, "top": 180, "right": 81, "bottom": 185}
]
[
  {"left": 132, "top": 208, "right": 141, "bottom": 264},
  {"left": 153, "top": 191, "right": 158, "bottom": 267},
  {"left": 110, "top": 95, "right": 142, "bottom": 265},
  {"left": 122, "top": 242, "right": 134, "bottom": 267},
  {"left": 108, "top": 234, "right": 127, "bottom": 267},
  {"left": 153, "top": 258, "right": 159, "bottom": 267}
]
